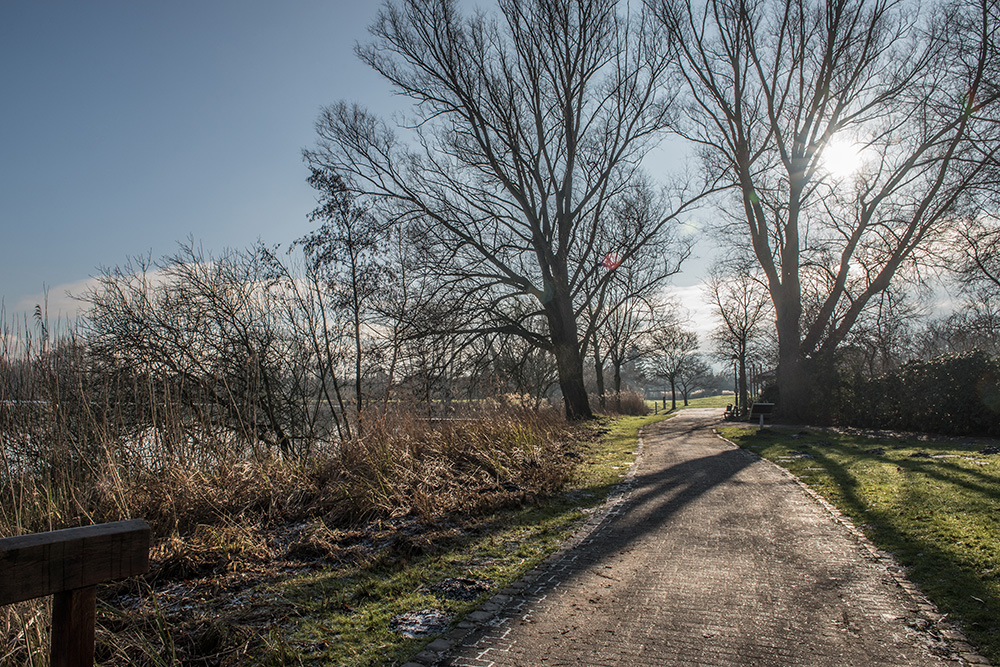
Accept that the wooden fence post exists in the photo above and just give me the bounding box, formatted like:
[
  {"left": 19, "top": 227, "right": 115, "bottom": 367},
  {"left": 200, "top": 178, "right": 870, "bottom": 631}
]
[
  {"left": 51, "top": 585, "right": 98, "bottom": 667},
  {"left": 0, "top": 519, "right": 151, "bottom": 667}
]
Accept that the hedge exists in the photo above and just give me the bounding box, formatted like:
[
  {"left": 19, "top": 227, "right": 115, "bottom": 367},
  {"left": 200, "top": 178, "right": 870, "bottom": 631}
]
[{"left": 836, "top": 351, "right": 1000, "bottom": 436}]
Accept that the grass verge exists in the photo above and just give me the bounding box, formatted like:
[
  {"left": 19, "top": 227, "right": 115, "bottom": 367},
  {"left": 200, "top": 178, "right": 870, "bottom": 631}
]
[
  {"left": 719, "top": 426, "right": 1000, "bottom": 664},
  {"left": 264, "top": 412, "right": 669, "bottom": 666}
]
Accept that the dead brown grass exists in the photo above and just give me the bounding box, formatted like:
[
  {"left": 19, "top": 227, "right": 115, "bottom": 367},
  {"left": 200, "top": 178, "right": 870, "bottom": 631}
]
[
  {"left": 595, "top": 390, "right": 651, "bottom": 416},
  {"left": 1, "top": 361, "right": 575, "bottom": 664}
]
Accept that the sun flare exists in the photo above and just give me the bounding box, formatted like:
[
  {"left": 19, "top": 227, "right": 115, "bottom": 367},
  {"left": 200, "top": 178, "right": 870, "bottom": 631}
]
[{"left": 822, "top": 139, "right": 865, "bottom": 179}]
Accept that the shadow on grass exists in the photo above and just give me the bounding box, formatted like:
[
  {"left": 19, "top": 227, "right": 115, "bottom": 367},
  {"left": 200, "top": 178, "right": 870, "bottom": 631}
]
[
  {"left": 735, "top": 430, "right": 1000, "bottom": 664},
  {"left": 264, "top": 501, "right": 595, "bottom": 666},
  {"left": 250, "top": 417, "right": 678, "bottom": 666}
]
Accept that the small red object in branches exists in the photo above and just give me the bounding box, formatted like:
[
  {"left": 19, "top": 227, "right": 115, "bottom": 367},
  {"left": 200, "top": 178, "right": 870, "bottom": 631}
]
[{"left": 601, "top": 252, "right": 623, "bottom": 270}]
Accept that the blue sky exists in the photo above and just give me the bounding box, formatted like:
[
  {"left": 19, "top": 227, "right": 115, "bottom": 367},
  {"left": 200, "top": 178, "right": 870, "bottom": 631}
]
[
  {"left": 0, "top": 2, "right": 714, "bottom": 330},
  {"left": 1, "top": 1, "right": 396, "bottom": 317}
]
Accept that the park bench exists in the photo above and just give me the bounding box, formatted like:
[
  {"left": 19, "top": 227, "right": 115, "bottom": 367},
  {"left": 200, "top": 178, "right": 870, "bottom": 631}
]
[
  {"left": 749, "top": 402, "right": 775, "bottom": 427},
  {"left": 0, "top": 519, "right": 151, "bottom": 667}
]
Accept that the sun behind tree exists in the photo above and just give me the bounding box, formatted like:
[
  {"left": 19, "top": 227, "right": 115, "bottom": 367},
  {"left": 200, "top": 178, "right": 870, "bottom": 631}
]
[{"left": 821, "top": 138, "right": 867, "bottom": 180}]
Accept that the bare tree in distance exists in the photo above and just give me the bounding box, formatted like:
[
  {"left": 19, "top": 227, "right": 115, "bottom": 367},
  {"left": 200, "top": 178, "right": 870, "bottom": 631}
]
[
  {"left": 705, "top": 256, "right": 771, "bottom": 417},
  {"left": 677, "top": 353, "right": 711, "bottom": 405},
  {"left": 591, "top": 289, "right": 657, "bottom": 405},
  {"left": 297, "top": 168, "right": 395, "bottom": 419},
  {"left": 305, "top": 0, "right": 711, "bottom": 420},
  {"left": 652, "top": 0, "right": 1000, "bottom": 421},
  {"left": 586, "top": 180, "right": 691, "bottom": 408},
  {"left": 645, "top": 312, "right": 699, "bottom": 411},
  {"left": 479, "top": 324, "right": 560, "bottom": 408},
  {"left": 840, "top": 284, "right": 926, "bottom": 376},
  {"left": 917, "top": 296, "right": 1000, "bottom": 358}
]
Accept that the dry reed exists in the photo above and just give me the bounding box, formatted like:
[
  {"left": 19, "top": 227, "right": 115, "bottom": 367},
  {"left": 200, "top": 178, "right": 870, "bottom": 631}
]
[{"left": 1, "top": 311, "right": 575, "bottom": 664}]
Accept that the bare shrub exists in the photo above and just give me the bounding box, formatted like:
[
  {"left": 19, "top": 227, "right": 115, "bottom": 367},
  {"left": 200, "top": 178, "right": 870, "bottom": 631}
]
[{"left": 596, "top": 391, "right": 651, "bottom": 416}]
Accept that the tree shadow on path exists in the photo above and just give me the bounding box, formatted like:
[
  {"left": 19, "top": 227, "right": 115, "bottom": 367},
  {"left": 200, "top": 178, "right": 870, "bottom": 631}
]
[{"left": 535, "top": 412, "right": 755, "bottom": 590}]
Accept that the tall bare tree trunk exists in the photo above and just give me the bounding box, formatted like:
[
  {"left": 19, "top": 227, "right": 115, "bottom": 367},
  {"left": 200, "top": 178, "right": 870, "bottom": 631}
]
[
  {"left": 593, "top": 337, "right": 606, "bottom": 409},
  {"left": 738, "top": 349, "right": 748, "bottom": 417},
  {"left": 775, "top": 293, "right": 807, "bottom": 423},
  {"left": 547, "top": 295, "right": 592, "bottom": 420}
]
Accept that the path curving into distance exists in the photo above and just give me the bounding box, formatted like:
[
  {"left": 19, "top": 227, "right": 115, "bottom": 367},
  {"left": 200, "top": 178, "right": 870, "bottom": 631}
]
[{"left": 435, "top": 408, "right": 965, "bottom": 667}]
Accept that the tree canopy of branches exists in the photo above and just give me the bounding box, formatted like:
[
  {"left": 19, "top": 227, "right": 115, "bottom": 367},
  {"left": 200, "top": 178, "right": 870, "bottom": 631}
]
[
  {"left": 305, "top": 0, "right": 704, "bottom": 419},
  {"left": 654, "top": 0, "right": 1000, "bottom": 420}
]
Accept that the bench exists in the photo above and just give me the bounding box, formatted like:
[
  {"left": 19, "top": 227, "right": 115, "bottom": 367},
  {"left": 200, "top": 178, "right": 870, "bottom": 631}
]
[
  {"left": 748, "top": 402, "right": 775, "bottom": 427},
  {"left": 0, "top": 519, "right": 151, "bottom": 667}
]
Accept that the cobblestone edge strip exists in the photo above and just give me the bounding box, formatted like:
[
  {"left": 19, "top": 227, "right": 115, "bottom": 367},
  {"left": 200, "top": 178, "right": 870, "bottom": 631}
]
[
  {"left": 713, "top": 430, "right": 992, "bottom": 667},
  {"left": 400, "top": 423, "right": 654, "bottom": 667}
]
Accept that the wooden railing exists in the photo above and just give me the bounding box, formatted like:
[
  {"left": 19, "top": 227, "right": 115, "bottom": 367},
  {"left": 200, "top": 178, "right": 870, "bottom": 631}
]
[{"left": 0, "top": 519, "right": 151, "bottom": 667}]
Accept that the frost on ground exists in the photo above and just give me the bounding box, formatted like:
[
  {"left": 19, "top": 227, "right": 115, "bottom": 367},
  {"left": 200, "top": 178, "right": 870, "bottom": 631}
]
[
  {"left": 430, "top": 577, "right": 492, "bottom": 601},
  {"left": 390, "top": 609, "right": 452, "bottom": 638}
]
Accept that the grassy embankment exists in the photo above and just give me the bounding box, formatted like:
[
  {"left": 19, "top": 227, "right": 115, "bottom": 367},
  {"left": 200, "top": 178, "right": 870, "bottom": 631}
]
[
  {"left": 245, "top": 411, "right": 669, "bottom": 666},
  {"left": 720, "top": 426, "right": 1000, "bottom": 665}
]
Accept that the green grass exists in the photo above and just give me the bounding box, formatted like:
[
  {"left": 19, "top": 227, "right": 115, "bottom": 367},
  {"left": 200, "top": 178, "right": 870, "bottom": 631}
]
[
  {"left": 680, "top": 394, "right": 735, "bottom": 409},
  {"left": 648, "top": 394, "right": 734, "bottom": 412},
  {"left": 245, "top": 412, "right": 670, "bottom": 666},
  {"left": 719, "top": 426, "right": 1000, "bottom": 664}
]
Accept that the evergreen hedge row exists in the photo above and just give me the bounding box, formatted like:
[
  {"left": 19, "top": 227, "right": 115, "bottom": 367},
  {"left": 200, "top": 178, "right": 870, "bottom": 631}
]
[{"left": 836, "top": 351, "right": 1000, "bottom": 436}]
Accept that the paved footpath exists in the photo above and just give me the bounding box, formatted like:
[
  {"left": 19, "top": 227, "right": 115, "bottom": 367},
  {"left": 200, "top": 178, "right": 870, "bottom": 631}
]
[{"left": 431, "top": 408, "right": 984, "bottom": 667}]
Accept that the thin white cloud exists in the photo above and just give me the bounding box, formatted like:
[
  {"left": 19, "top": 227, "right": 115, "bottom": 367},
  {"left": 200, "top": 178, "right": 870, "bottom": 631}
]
[
  {"left": 662, "top": 282, "right": 717, "bottom": 347},
  {"left": 14, "top": 276, "right": 103, "bottom": 320},
  {"left": 11, "top": 263, "right": 187, "bottom": 322}
]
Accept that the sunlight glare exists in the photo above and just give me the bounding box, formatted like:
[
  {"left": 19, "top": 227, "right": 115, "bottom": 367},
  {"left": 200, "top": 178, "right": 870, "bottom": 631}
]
[{"left": 822, "top": 139, "right": 864, "bottom": 179}]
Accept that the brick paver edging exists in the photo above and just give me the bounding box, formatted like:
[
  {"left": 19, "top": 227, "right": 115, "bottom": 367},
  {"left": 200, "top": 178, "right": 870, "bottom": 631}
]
[
  {"left": 398, "top": 422, "right": 654, "bottom": 667},
  {"left": 712, "top": 430, "right": 991, "bottom": 666}
]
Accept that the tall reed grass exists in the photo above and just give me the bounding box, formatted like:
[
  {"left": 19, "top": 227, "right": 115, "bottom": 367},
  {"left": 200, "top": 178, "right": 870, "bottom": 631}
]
[
  {"left": 593, "top": 390, "right": 651, "bottom": 416},
  {"left": 1, "top": 308, "right": 573, "bottom": 664}
]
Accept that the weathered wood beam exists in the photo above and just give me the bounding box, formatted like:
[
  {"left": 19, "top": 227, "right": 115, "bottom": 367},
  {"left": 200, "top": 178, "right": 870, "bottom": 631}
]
[{"left": 0, "top": 519, "right": 150, "bottom": 605}]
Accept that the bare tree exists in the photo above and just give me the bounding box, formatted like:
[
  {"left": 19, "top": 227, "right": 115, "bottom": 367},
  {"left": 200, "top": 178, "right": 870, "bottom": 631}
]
[
  {"left": 84, "top": 243, "right": 314, "bottom": 458},
  {"left": 677, "top": 353, "right": 711, "bottom": 405},
  {"left": 586, "top": 180, "right": 691, "bottom": 408},
  {"left": 298, "top": 168, "right": 396, "bottom": 418},
  {"left": 646, "top": 313, "right": 699, "bottom": 410},
  {"left": 839, "top": 284, "right": 925, "bottom": 376},
  {"left": 597, "top": 293, "right": 655, "bottom": 398},
  {"left": 305, "top": 0, "right": 706, "bottom": 419},
  {"left": 706, "top": 256, "right": 770, "bottom": 416},
  {"left": 653, "top": 0, "right": 1000, "bottom": 420}
]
